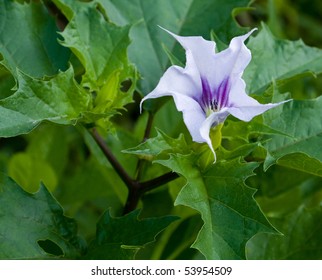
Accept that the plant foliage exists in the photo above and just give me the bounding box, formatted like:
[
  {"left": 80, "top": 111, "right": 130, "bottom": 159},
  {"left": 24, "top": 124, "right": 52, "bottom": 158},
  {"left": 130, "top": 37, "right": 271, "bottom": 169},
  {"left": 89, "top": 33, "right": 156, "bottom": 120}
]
[{"left": 0, "top": 0, "right": 321, "bottom": 260}]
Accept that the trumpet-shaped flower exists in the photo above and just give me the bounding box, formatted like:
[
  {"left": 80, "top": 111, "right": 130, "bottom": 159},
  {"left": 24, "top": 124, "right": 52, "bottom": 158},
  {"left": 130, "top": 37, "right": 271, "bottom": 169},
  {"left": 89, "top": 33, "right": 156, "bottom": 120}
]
[{"left": 141, "top": 28, "right": 287, "bottom": 161}]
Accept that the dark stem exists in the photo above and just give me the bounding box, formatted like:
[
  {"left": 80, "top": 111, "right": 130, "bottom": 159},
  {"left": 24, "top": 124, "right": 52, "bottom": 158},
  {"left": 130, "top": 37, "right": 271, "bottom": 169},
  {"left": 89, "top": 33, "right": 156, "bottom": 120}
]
[
  {"left": 91, "top": 128, "right": 135, "bottom": 190},
  {"left": 122, "top": 187, "right": 142, "bottom": 215},
  {"left": 140, "top": 172, "right": 179, "bottom": 193},
  {"left": 123, "top": 172, "right": 179, "bottom": 215},
  {"left": 91, "top": 128, "right": 179, "bottom": 215},
  {"left": 143, "top": 112, "right": 154, "bottom": 141}
]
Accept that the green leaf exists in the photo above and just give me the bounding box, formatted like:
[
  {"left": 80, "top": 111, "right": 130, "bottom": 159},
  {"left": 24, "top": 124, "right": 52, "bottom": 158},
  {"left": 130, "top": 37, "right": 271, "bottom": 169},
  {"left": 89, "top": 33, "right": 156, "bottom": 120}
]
[
  {"left": 222, "top": 119, "right": 291, "bottom": 143},
  {"left": 245, "top": 23, "right": 322, "bottom": 94},
  {"left": 276, "top": 153, "right": 322, "bottom": 177},
  {"left": 0, "top": 173, "right": 84, "bottom": 259},
  {"left": 0, "top": 0, "right": 69, "bottom": 78},
  {"left": 247, "top": 206, "right": 322, "bottom": 259},
  {"left": 25, "top": 124, "right": 70, "bottom": 179},
  {"left": 79, "top": 127, "right": 128, "bottom": 204},
  {"left": 54, "top": 0, "right": 135, "bottom": 92},
  {"left": 157, "top": 155, "right": 276, "bottom": 259},
  {"left": 123, "top": 129, "right": 190, "bottom": 160},
  {"left": 262, "top": 96, "right": 322, "bottom": 175},
  {"left": 99, "top": 0, "right": 250, "bottom": 93},
  {"left": 0, "top": 66, "right": 15, "bottom": 99},
  {"left": 158, "top": 215, "right": 203, "bottom": 260},
  {"left": 86, "top": 209, "right": 178, "bottom": 259},
  {"left": 8, "top": 152, "right": 57, "bottom": 193},
  {"left": 59, "top": 156, "right": 126, "bottom": 211},
  {"left": 0, "top": 67, "right": 91, "bottom": 137}
]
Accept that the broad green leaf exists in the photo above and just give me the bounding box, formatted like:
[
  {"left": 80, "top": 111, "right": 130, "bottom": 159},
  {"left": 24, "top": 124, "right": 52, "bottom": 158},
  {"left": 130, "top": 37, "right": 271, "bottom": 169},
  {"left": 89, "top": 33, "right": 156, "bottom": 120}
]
[
  {"left": 99, "top": 0, "right": 250, "bottom": 93},
  {"left": 0, "top": 173, "right": 84, "bottom": 259},
  {"left": 0, "top": 67, "right": 91, "bottom": 137},
  {"left": 6, "top": 124, "right": 71, "bottom": 193},
  {"left": 248, "top": 164, "right": 322, "bottom": 220},
  {"left": 249, "top": 164, "right": 313, "bottom": 199},
  {"left": 277, "top": 153, "right": 322, "bottom": 177},
  {"left": 247, "top": 206, "right": 322, "bottom": 259},
  {"left": 143, "top": 188, "right": 201, "bottom": 260},
  {"left": 0, "top": 66, "right": 15, "bottom": 99},
  {"left": 0, "top": 0, "right": 69, "bottom": 78},
  {"left": 245, "top": 23, "right": 322, "bottom": 94},
  {"left": 8, "top": 152, "right": 57, "bottom": 193},
  {"left": 79, "top": 127, "right": 128, "bottom": 204},
  {"left": 54, "top": 0, "right": 135, "bottom": 102},
  {"left": 25, "top": 124, "right": 69, "bottom": 179},
  {"left": 58, "top": 156, "right": 126, "bottom": 211},
  {"left": 86, "top": 209, "right": 178, "bottom": 259},
  {"left": 157, "top": 155, "right": 276, "bottom": 259},
  {"left": 158, "top": 215, "right": 203, "bottom": 260},
  {"left": 262, "top": 96, "right": 322, "bottom": 175}
]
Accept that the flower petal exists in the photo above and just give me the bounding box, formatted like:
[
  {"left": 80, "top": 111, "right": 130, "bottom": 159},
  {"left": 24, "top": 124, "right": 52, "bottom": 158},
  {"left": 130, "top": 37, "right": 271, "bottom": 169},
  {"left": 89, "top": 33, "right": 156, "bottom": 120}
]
[
  {"left": 202, "top": 29, "right": 257, "bottom": 100},
  {"left": 227, "top": 78, "right": 289, "bottom": 121},
  {"left": 141, "top": 65, "right": 206, "bottom": 142},
  {"left": 172, "top": 93, "right": 207, "bottom": 142},
  {"left": 222, "top": 28, "right": 257, "bottom": 76},
  {"left": 199, "top": 109, "right": 230, "bottom": 161},
  {"left": 227, "top": 100, "right": 289, "bottom": 122},
  {"left": 160, "top": 27, "right": 216, "bottom": 82},
  {"left": 140, "top": 65, "right": 199, "bottom": 109}
]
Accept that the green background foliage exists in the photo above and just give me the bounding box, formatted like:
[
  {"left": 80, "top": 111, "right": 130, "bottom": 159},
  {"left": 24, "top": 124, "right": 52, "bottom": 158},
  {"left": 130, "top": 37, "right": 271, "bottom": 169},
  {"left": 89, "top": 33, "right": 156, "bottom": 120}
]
[{"left": 0, "top": 0, "right": 321, "bottom": 260}]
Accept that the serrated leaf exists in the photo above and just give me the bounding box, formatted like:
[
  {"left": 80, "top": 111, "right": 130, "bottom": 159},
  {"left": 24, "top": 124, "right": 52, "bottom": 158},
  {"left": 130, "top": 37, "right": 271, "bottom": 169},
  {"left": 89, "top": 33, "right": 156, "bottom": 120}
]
[
  {"left": 248, "top": 164, "right": 313, "bottom": 200},
  {"left": 156, "top": 155, "right": 276, "bottom": 259},
  {"left": 0, "top": 67, "right": 91, "bottom": 137},
  {"left": 0, "top": 173, "right": 84, "bottom": 259},
  {"left": 247, "top": 206, "right": 322, "bottom": 259},
  {"left": 262, "top": 96, "right": 322, "bottom": 174},
  {"left": 86, "top": 209, "right": 178, "bottom": 259},
  {"left": 245, "top": 23, "right": 322, "bottom": 94},
  {"left": 123, "top": 129, "right": 189, "bottom": 160},
  {"left": 0, "top": 0, "right": 69, "bottom": 78},
  {"left": 54, "top": 0, "right": 136, "bottom": 108},
  {"left": 99, "top": 0, "right": 250, "bottom": 93},
  {"left": 222, "top": 119, "right": 291, "bottom": 143}
]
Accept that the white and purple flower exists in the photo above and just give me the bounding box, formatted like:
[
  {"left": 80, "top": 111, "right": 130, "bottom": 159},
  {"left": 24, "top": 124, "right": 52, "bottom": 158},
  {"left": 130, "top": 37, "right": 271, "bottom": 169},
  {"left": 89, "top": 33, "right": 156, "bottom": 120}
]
[{"left": 141, "top": 28, "right": 286, "bottom": 161}]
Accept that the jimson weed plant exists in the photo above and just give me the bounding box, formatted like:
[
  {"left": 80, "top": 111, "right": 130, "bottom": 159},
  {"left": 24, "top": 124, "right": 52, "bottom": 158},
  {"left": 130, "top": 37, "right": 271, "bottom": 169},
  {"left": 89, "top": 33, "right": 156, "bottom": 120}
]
[{"left": 0, "top": 0, "right": 322, "bottom": 260}]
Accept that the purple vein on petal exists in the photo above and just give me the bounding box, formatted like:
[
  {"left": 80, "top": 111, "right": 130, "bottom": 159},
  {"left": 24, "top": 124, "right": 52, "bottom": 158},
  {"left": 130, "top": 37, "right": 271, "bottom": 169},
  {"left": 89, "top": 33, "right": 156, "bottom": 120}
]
[
  {"left": 201, "top": 77, "right": 212, "bottom": 111},
  {"left": 217, "top": 78, "right": 230, "bottom": 109}
]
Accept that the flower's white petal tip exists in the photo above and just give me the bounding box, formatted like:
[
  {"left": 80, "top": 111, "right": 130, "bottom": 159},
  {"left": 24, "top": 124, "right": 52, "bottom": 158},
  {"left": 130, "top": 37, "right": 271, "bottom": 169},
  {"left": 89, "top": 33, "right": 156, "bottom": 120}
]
[
  {"left": 282, "top": 99, "right": 292, "bottom": 104},
  {"left": 212, "top": 152, "right": 217, "bottom": 164},
  {"left": 139, "top": 100, "right": 143, "bottom": 114},
  {"left": 250, "top": 27, "right": 258, "bottom": 33},
  {"left": 157, "top": 25, "right": 165, "bottom": 31},
  {"left": 243, "top": 28, "right": 258, "bottom": 40},
  {"left": 158, "top": 25, "right": 173, "bottom": 36},
  {"left": 206, "top": 139, "right": 217, "bottom": 164},
  {"left": 139, "top": 96, "right": 148, "bottom": 114}
]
